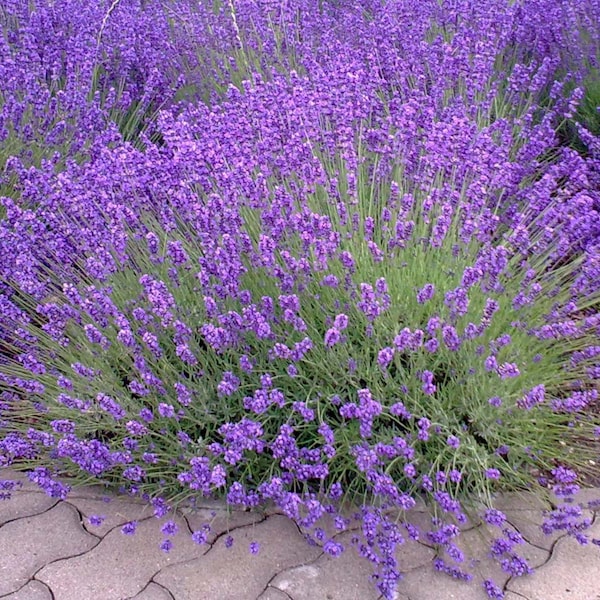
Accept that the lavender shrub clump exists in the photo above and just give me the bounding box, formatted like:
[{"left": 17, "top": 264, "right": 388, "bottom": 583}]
[{"left": 1, "top": 1, "right": 600, "bottom": 598}]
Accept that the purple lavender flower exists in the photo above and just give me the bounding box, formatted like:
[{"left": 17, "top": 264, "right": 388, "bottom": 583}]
[
  {"left": 497, "top": 363, "right": 520, "bottom": 379},
  {"left": 377, "top": 347, "right": 394, "bottom": 369},
  {"left": 483, "top": 579, "right": 505, "bottom": 599},
  {"left": 249, "top": 541, "right": 260, "bottom": 555},
  {"left": 323, "top": 539, "right": 344, "bottom": 556},
  {"left": 485, "top": 468, "right": 501, "bottom": 480},
  {"left": 333, "top": 314, "right": 349, "bottom": 330},
  {"left": 122, "top": 521, "right": 138, "bottom": 535},
  {"left": 324, "top": 328, "right": 341, "bottom": 348},
  {"left": 161, "top": 520, "right": 178, "bottom": 536},
  {"left": 416, "top": 283, "right": 435, "bottom": 304},
  {"left": 447, "top": 435, "right": 460, "bottom": 449},
  {"left": 421, "top": 371, "right": 436, "bottom": 395}
]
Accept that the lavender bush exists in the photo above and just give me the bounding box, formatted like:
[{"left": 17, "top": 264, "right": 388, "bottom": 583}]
[{"left": 1, "top": 1, "right": 600, "bottom": 598}]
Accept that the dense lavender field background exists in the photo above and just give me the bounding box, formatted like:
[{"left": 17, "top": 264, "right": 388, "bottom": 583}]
[{"left": 1, "top": 1, "right": 600, "bottom": 598}]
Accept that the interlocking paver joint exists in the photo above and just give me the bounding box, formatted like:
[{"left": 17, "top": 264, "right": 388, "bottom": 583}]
[{"left": 1, "top": 470, "right": 599, "bottom": 600}]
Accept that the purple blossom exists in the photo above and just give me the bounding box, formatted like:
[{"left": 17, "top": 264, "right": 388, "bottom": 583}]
[
  {"left": 249, "top": 541, "right": 260, "bottom": 555},
  {"left": 416, "top": 283, "right": 435, "bottom": 304},
  {"left": 333, "top": 314, "right": 349, "bottom": 330},
  {"left": 324, "top": 328, "right": 341, "bottom": 348},
  {"left": 161, "top": 520, "right": 178, "bottom": 536},
  {"left": 447, "top": 435, "right": 460, "bottom": 449},
  {"left": 323, "top": 539, "right": 344, "bottom": 556},
  {"left": 192, "top": 530, "right": 208, "bottom": 545},
  {"left": 485, "top": 468, "right": 501, "bottom": 480},
  {"left": 483, "top": 579, "right": 505, "bottom": 599},
  {"left": 122, "top": 521, "right": 138, "bottom": 536},
  {"left": 497, "top": 363, "right": 520, "bottom": 379},
  {"left": 377, "top": 347, "right": 394, "bottom": 369}
]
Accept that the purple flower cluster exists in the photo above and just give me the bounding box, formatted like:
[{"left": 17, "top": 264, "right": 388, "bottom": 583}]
[{"left": 1, "top": 2, "right": 600, "bottom": 600}]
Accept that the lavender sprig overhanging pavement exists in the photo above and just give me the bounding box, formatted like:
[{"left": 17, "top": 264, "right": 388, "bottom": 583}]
[{"left": 1, "top": 1, "right": 600, "bottom": 599}]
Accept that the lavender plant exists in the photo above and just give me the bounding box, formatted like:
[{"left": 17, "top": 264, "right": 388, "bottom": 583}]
[{"left": 1, "top": 1, "right": 600, "bottom": 599}]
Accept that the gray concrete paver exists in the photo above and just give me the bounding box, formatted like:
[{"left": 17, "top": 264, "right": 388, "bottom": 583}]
[
  {"left": 2, "top": 470, "right": 600, "bottom": 600},
  {"left": 562, "top": 487, "right": 600, "bottom": 512},
  {"left": 503, "top": 508, "right": 568, "bottom": 550},
  {"left": 66, "top": 496, "right": 154, "bottom": 537},
  {"left": 491, "top": 492, "right": 551, "bottom": 513},
  {"left": 0, "top": 491, "right": 57, "bottom": 526},
  {"left": 396, "top": 521, "right": 549, "bottom": 600},
  {"left": 155, "top": 514, "right": 321, "bottom": 600},
  {"left": 267, "top": 525, "right": 435, "bottom": 600},
  {"left": 271, "top": 531, "right": 380, "bottom": 600},
  {"left": 256, "top": 587, "right": 294, "bottom": 600},
  {"left": 0, "top": 501, "right": 97, "bottom": 596},
  {"left": 0, "top": 469, "right": 42, "bottom": 493},
  {"left": 507, "top": 515, "right": 600, "bottom": 600},
  {"left": 36, "top": 513, "right": 203, "bottom": 600},
  {"left": 396, "top": 565, "right": 496, "bottom": 600},
  {"left": 131, "top": 582, "right": 174, "bottom": 600},
  {"left": 0, "top": 579, "right": 54, "bottom": 600},
  {"left": 180, "top": 504, "right": 264, "bottom": 544}
]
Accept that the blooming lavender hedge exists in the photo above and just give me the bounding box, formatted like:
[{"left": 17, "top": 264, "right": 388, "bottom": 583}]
[{"left": 1, "top": 1, "right": 600, "bottom": 598}]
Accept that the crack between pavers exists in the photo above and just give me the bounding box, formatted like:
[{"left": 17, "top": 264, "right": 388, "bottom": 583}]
[
  {"left": 501, "top": 526, "right": 569, "bottom": 598},
  {"left": 255, "top": 585, "right": 295, "bottom": 600},
  {"left": 124, "top": 578, "right": 177, "bottom": 600},
  {"left": 503, "top": 523, "right": 567, "bottom": 554},
  {"left": 0, "top": 577, "right": 56, "bottom": 600},
  {"left": 0, "top": 498, "right": 61, "bottom": 531},
  {"left": 148, "top": 580, "right": 177, "bottom": 600},
  {"left": 145, "top": 511, "right": 275, "bottom": 580},
  {"left": 29, "top": 536, "right": 102, "bottom": 584},
  {"left": 27, "top": 508, "right": 163, "bottom": 582},
  {"left": 75, "top": 512, "right": 156, "bottom": 539},
  {"left": 179, "top": 509, "right": 270, "bottom": 559},
  {"left": 63, "top": 500, "right": 105, "bottom": 539},
  {"left": 504, "top": 588, "right": 531, "bottom": 600}
]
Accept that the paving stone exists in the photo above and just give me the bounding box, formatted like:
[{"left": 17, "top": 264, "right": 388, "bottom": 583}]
[
  {"left": 396, "top": 537, "right": 437, "bottom": 571},
  {"left": 270, "top": 524, "right": 435, "bottom": 600},
  {"left": 271, "top": 533, "right": 379, "bottom": 600},
  {"left": 131, "top": 582, "right": 174, "bottom": 600},
  {"left": 295, "top": 511, "right": 362, "bottom": 548},
  {"left": 396, "top": 565, "right": 497, "bottom": 600},
  {"left": 180, "top": 504, "right": 264, "bottom": 544},
  {"left": 507, "top": 516, "right": 600, "bottom": 600},
  {"left": 155, "top": 514, "right": 321, "bottom": 600},
  {"left": 0, "top": 491, "right": 57, "bottom": 526},
  {"left": 396, "top": 511, "right": 436, "bottom": 547},
  {"left": 491, "top": 491, "right": 551, "bottom": 513},
  {"left": 0, "top": 468, "right": 120, "bottom": 500},
  {"left": 1, "top": 579, "right": 54, "bottom": 600},
  {"left": 503, "top": 508, "right": 566, "bottom": 550},
  {"left": 560, "top": 487, "right": 600, "bottom": 512},
  {"left": 66, "top": 496, "right": 154, "bottom": 537},
  {"left": 37, "top": 513, "right": 203, "bottom": 600},
  {"left": 0, "top": 469, "right": 42, "bottom": 493},
  {"left": 63, "top": 483, "right": 127, "bottom": 501},
  {"left": 0, "top": 502, "right": 97, "bottom": 595},
  {"left": 456, "top": 523, "right": 549, "bottom": 588},
  {"left": 395, "top": 521, "right": 549, "bottom": 600},
  {"left": 256, "top": 587, "right": 294, "bottom": 600}
]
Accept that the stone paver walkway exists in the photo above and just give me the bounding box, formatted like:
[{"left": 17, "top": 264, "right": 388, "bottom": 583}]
[{"left": 1, "top": 469, "right": 599, "bottom": 600}]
